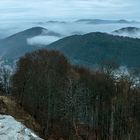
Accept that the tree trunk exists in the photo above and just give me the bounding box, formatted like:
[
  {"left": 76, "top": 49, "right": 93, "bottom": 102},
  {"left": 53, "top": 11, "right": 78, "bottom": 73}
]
[{"left": 109, "top": 98, "right": 115, "bottom": 140}]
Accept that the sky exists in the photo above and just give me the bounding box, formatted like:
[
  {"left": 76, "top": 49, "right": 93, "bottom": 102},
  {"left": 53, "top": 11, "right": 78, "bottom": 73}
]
[
  {"left": 0, "top": 0, "right": 140, "bottom": 22},
  {"left": 0, "top": 0, "right": 140, "bottom": 40}
]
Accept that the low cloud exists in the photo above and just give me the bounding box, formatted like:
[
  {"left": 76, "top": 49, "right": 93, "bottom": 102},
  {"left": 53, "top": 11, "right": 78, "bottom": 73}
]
[
  {"left": 27, "top": 35, "right": 61, "bottom": 46},
  {"left": 0, "top": 0, "right": 140, "bottom": 39},
  {"left": 112, "top": 27, "right": 140, "bottom": 38},
  {"left": 0, "top": 0, "right": 139, "bottom": 21},
  {"left": 26, "top": 23, "right": 140, "bottom": 46},
  {"left": 114, "top": 32, "right": 140, "bottom": 38}
]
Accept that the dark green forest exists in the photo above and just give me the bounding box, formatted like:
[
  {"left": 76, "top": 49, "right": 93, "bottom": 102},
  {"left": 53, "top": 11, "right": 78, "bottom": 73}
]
[
  {"left": 9, "top": 49, "right": 140, "bottom": 140},
  {"left": 1, "top": 29, "right": 140, "bottom": 69},
  {"left": 47, "top": 32, "right": 140, "bottom": 68}
]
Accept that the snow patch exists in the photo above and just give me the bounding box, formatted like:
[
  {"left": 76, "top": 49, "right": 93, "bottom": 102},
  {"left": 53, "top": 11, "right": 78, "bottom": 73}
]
[{"left": 0, "top": 115, "right": 43, "bottom": 140}]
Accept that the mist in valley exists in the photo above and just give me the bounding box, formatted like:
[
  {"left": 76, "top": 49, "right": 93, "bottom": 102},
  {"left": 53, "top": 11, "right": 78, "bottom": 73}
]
[
  {"left": 0, "top": 1, "right": 140, "bottom": 140},
  {"left": 1, "top": 20, "right": 140, "bottom": 46}
]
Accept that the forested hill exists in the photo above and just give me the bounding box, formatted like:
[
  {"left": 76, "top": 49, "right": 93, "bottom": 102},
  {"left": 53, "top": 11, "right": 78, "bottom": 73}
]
[
  {"left": 113, "top": 27, "right": 140, "bottom": 34},
  {"left": 1, "top": 28, "right": 140, "bottom": 68},
  {"left": 47, "top": 32, "right": 140, "bottom": 68},
  {"left": 0, "top": 27, "right": 60, "bottom": 63},
  {"left": 11, "top": 49, "right": 140, "bottom": 140},
  {"left": 0, "top": 27, "right": 45, "bottom": 62}
]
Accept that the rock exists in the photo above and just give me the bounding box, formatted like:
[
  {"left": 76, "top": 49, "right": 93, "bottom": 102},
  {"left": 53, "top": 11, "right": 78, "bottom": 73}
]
[{"left": 0, "top": 115, "right": 43, "bottom": 140}]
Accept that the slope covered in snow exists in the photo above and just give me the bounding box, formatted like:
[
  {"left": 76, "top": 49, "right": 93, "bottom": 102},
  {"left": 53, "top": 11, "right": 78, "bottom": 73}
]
[{"left": 0, "top": 115, "right": 43, "bottom": 140}]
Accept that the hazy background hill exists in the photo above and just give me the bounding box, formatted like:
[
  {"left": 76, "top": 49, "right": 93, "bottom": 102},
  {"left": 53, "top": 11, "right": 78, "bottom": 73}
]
[
  {"left": 1, "top": 26, "right": 140, "bottom": 68},
  {"left": 1, "top": 19, "right": 140, "bottom": 40},
  {"left": 0, "top": 27, "right": 60, "bottom": 63},
  {"left": 0, "top": 27, "right": 43, "bottom": 63},
  {"left": 47, "top": 32, "right": 140, "bottom": 68},
  {"left": 112, "top": 27, "right": 140, "bottom": 38},
  {"left": 75, "top": 19, "right": 139, "bottom": 24}
]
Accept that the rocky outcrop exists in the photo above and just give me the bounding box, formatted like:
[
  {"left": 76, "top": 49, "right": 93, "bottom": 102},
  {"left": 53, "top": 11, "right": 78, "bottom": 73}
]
[
  {"left": 0, "top": 96, "right": 43, "bottom": 139},
  {"left": 0, "top": 115, "right": 43, "bottom": 140}
]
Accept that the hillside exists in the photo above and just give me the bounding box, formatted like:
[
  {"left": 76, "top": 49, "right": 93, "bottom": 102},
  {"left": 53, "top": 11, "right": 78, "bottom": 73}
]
[
  {"left": 75, "top": 19, "right": 138, "bottom": 24},
  {"left": 0, "top": 27, "right": 45, "bottom": 62},
  {"left": 0, "top": 115, "right": 42, "bottom": 140},
  {"left": 0, "top": 95, "right": 43, "bottom": 139},
  {"left": 0, "top": 27, "right": 60, "bottom": 64},
  {"left": 47, "top": 32, "right": 140, "bottom": 67},
  {"left": 112, "top": 27, "right": 140, "bottom": 38},
  {"left": 113, "top": 27, "right": 140, "bottom": 34},
  {"left": 11, "top": 49, "right": 140, "bottom": 140},
  {"left": 1, "top": 27, "right": 140, "bottom": 68}
]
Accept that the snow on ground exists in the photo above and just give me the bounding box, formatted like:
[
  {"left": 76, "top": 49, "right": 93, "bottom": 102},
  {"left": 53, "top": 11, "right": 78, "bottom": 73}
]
[
  {"left": 113, "top": 66, "right": 130, "bottom": 78},
  {"left": 113, "top": 66, "right": 140, "bottom": 87},
  {"left": 0, "top": 115, "right": 43, "bottom": 140}
]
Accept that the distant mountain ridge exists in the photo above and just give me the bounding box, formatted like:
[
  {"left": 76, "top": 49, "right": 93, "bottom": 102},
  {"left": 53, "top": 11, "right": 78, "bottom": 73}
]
[
  {"left": 1, "top": 26, "right": 140, "bottom": 68},
  {"left": 113, "top": 27, "right": 140, "bottom": 34},
  {"left": 112, "top": 27, "right": 140, "bottom": 38},
  {"left": 0, "top": 27, "right": 61, "bottom": 63},
  {"left": 75, "top": 19, "right": 139, "bottom": 24},
  {"left": 47, "top": 32, "right": 140, "bottom": 68}
]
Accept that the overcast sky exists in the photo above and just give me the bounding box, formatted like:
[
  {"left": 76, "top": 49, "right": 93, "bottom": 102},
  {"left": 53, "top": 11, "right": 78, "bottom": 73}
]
[{"left": 0, "top": 0, "right": 139, "bottom": 22}]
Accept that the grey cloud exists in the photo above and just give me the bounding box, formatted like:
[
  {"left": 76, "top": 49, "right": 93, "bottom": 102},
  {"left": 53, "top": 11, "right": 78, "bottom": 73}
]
[
  {"left": 0, "top": 0, "right": 139, "bottom": 21},
  {"left": 0, "top": 0, "right": 140, "bottom": 40}
]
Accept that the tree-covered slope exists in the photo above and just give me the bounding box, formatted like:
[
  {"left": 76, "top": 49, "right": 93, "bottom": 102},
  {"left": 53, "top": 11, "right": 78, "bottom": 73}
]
[
  {"left": 0, "top": 27, "right": 61, "bottom": 63},
  {"left": 0, "top": 27, "right": 46, "bottom": 62},
  {"left": 47, "top": 32, "right": 140, "bottom": 67},
  {"left": 113, "top": 27, "right": 140, "bottom": 34}
]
